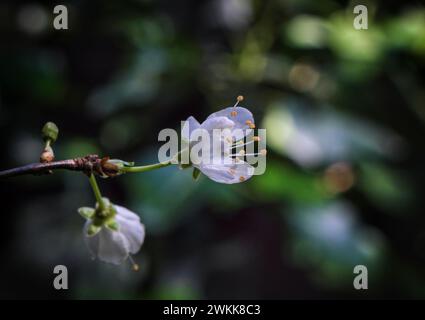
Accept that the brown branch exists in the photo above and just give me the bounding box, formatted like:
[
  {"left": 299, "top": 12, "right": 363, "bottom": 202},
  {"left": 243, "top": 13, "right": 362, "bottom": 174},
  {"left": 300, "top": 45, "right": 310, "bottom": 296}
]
[{"left": 0, "top": 155, "right": 119, "bottom": 179}]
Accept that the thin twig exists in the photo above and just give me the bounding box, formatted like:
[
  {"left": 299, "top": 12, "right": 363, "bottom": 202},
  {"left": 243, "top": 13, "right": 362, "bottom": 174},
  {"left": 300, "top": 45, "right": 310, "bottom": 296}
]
[{"left": 0, "top": 154, "right": 116, "bottom": 179}]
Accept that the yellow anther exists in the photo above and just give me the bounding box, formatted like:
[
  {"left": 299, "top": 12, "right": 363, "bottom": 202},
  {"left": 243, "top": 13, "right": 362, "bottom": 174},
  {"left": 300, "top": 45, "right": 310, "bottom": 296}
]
[
  {"left": 245, "top": 120, "right": 252, "bottom": 125},
  {"left": 238, "top": 150, "right": 246, "bottom": 156},
  {"left": 252, "top": 136, "right": 261, "bottom": 142},
  {"left": 132, "top": 263, "right": 140, "bottom": 272},
  {"left": 249, "top": 123, "right": 256, "bottom": 129},
  {"left": 231, "top": 111, "right": 238, "bottom": 117},
  {"left": 239, "top": 176, "right": 246, "bottom": 182},
  {"left": 260, "top": 149, "right": 267, "bottom": 156}
]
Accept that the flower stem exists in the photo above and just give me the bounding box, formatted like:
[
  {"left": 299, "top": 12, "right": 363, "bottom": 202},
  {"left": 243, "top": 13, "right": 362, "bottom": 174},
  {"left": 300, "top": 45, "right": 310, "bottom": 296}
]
[
  {"left": 120, "top": 149, "right": 187, "bottom": 174},
  {"left": 121, "top": 161, "right": 172, "bottom": 173},
  {"left": 89, "top": 174, "right": 105, "bottom": 211}
]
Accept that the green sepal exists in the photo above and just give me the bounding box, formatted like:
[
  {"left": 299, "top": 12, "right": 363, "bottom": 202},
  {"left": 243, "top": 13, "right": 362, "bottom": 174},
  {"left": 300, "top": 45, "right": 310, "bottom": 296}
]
[
  {"left": 106, "top": 219, "right": 119, "bottom": 231},
  {"left": 192, "top": 167, "right": 201, "bottom": 180},
  {"left": 78, "top": 207, "right": 95, "bottom": 219},
  {"left": 180, "top": 163, "right": 192, "bottom": 170},
  {"left": 87, "top": 223, "right": 101, "bottom": 236},
  {"left": 96, "top": 197, "right": 111, "bottom": 211},
  {"left": 94, "top": 198, "right": 117, "bottom": 221}
]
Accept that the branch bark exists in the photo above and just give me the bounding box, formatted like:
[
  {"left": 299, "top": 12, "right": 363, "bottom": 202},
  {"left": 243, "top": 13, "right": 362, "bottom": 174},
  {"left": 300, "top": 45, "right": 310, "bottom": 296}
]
[{"left": 0, "top": 155, "right": 118, "bottom": 179}]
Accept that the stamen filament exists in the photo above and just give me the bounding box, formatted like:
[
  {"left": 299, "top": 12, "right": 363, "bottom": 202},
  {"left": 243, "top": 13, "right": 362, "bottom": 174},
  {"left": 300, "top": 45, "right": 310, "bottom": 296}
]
[
  {"left": 230, "top": 151, "right": 266, "bottom": 157},
  {"left": 233, "top": 95, "right": 244, "bottom": 108},
  {"left": 231, "top": 139, "right": 255, "bottom": 149},
  {"left": 128, "top": 255, "right": 139, "bottom": 272},
  {"left": 231, "top": 96, "right": 244, "bottom": 117}
]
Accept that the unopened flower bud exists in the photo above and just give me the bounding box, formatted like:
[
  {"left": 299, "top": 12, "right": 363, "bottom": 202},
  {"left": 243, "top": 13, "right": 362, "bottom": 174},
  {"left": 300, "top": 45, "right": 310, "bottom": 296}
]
[{"left": 41, "top": 122, "right": 59, "bottom": 143}]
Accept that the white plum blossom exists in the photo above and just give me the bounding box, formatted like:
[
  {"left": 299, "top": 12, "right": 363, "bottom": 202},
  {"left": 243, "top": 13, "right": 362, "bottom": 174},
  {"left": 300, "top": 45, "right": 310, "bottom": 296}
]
[
  {"left": 78, "top": 198, "right": 145, "bottom": 267},
  {"left": 182, "top": 96, "right": 265, "bottom": 184}
]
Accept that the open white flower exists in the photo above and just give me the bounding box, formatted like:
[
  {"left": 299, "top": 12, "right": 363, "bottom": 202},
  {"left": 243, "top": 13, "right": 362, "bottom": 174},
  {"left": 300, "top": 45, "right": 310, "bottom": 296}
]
[
  {"left": 182, "top": 96, "right": 265, "bottom": 184},
  {"left": 78, "top": 198, "right": 145, "bottom": 267}
]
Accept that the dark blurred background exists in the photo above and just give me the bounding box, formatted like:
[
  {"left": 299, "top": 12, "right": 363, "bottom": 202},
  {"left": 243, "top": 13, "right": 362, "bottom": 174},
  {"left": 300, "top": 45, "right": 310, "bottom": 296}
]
[{"left": 1, "top": 0, "right": 425, "bottom": 299}]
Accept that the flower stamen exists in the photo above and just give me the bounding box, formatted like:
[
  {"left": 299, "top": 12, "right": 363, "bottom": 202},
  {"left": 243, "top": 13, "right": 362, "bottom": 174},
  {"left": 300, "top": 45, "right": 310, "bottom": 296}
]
[
  {"left": 231, "top": 139, "right": 255, "bottom": 149},
  {"left": 233, "top": 95, "right": 244, "bottom": 108},
  {"left": 229, "top": 149, "right": 267, "bottom": 157},
  {"left": 129, "top": 255, "right": 139, "bottom": 272},
  {"left": 230, "top": 95, "right": 244, "bottom": 117}
]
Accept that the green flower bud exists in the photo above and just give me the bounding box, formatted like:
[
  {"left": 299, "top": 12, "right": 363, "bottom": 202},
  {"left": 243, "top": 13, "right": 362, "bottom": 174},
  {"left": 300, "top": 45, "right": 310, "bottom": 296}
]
[
  {"left": 87, "top": 223, "right": 101, "bottom": 236},
  {"left": 78, "top": 207, "right": 95, "bottom": 219},
  {"left": 41, "top": 122, "right": 59, "bottom": 143}
]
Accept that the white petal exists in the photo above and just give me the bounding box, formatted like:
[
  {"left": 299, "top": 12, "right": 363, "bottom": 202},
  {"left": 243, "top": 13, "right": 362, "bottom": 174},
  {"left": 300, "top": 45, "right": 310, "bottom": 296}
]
[
  {"left": 207, "top": 107, "right": 254, "bottom": 140},
  {"left": 200, "top": 116, "right": 234, "bottom": 132},
  {"left": 116, "top": 214, "right": 145, "bottom": 254},
  {"left": 114, "top": 205, "right": 141, "bottom": 221},
  {"left": 97, "top": 228, "right": 130, "bottom": 265},
  {"left": 182, "top": 116, "right": 201, "bottom": 142},
  {"left": 199, "top": 160, "right": 255, "bottom": 184}
]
